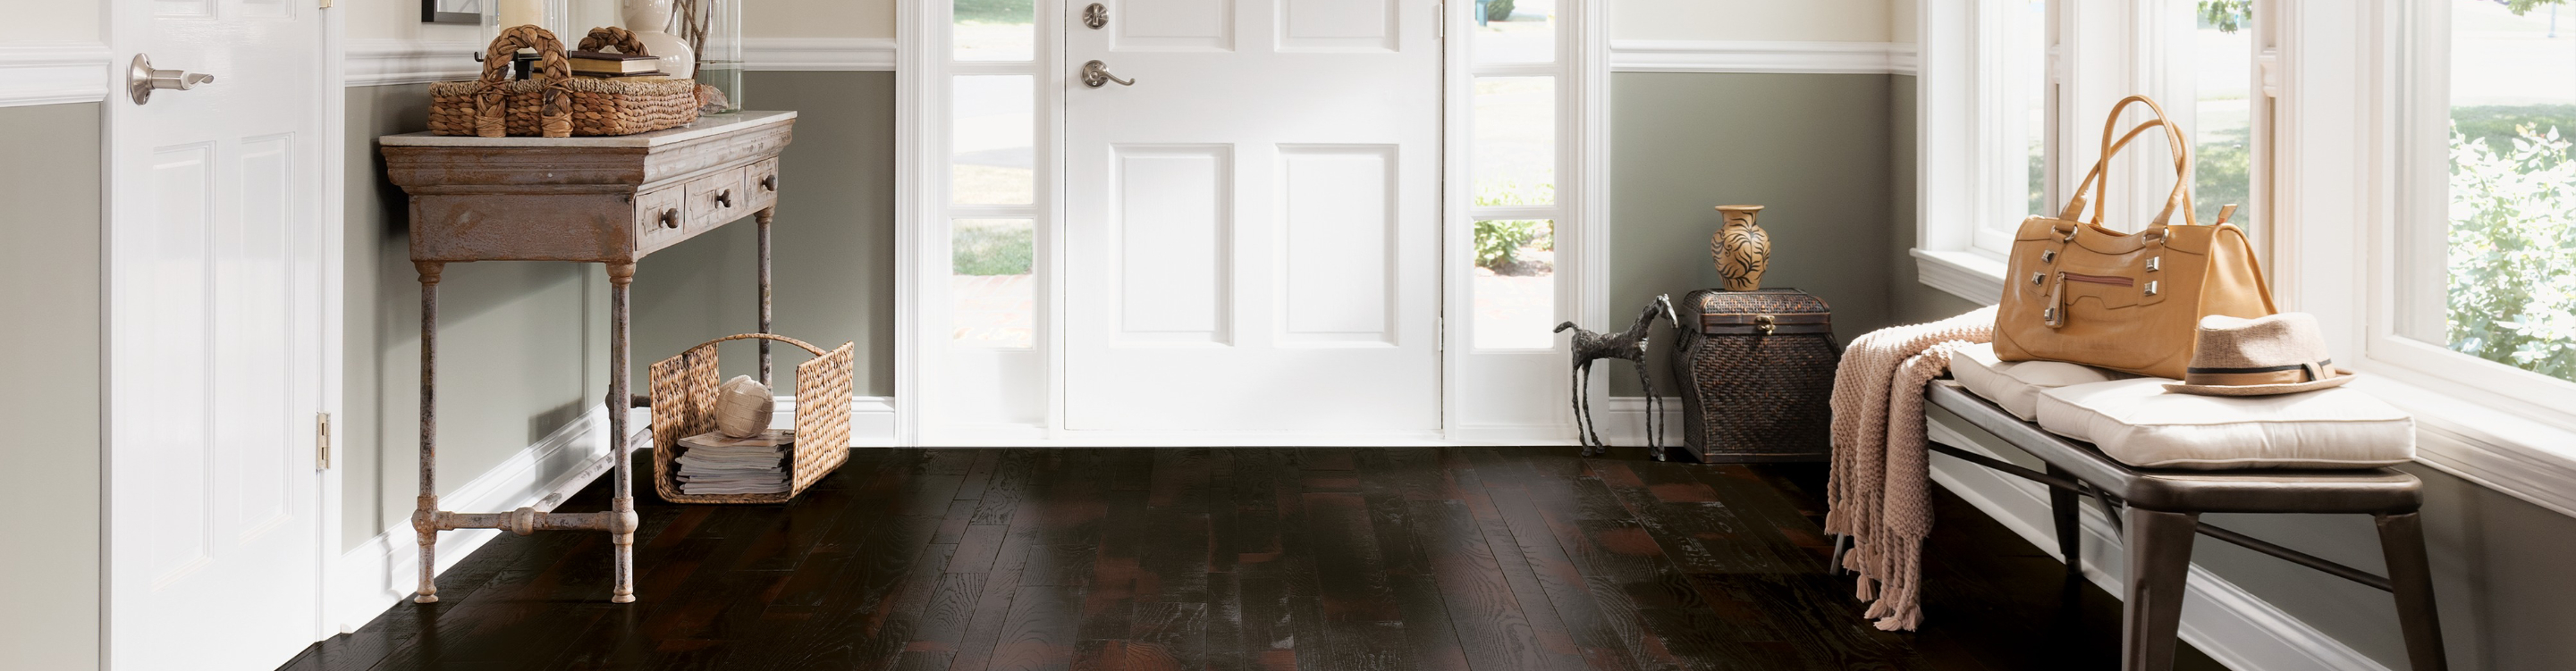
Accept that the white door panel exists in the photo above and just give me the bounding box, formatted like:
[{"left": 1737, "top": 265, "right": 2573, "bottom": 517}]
[
  {"left": 1065, "top": 0, "right": 1441, "bottom": 432},
  {"left": 111, "top": 0, "right": 325, "bottom": 667}
]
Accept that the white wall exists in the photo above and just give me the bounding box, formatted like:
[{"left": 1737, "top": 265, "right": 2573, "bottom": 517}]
[
  {"left": 749, "top": 0, "right": 896, "bottom": 38},
  {"left": 2, "top": 0, "right": 99, "bottom": 43},
  {"left": 1609, "top": 0, "right": 1895, "bottom": 42}
]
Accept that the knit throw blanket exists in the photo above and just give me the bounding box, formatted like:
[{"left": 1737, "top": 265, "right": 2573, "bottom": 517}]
[{"left": 1824, "top": 306, "right": 1997, "bottom": 632}]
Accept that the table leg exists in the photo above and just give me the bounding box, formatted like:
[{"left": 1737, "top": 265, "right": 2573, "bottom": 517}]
[
  {"left": 2376, "top": 512, "right": 2450, "bottom": 670},
  {"left": 757, "top": 207, "right": 774, "bottom": 385},
  {"left": 410, "top": 261, "right": 444, "bottom": 604},
  {"left": 608, "top": 263, "right": 640, "bottom": 603},
  {"left": 2121, "top": 507, "right": 2200, "bottom": 671}
]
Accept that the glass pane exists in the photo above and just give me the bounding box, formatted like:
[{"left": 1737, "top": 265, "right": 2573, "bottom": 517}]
[
  {"left": 2192, "top": 1, "right": 2255, "bottom": 229},
  {"left": 1474, "top": 220, "right": 1556, "bottom": 349},
  {"left": 953, "top": 75, "right": 1035, "bottom": 205},
  {"left": 952, "top": 218, "right": 1035, "bottom": 348},
  {"left": 1474, "top": 77, "right": 1556, "bottom": 206},
  {"left": 2021, "top": 0, "right": 2049, "bottom": 216},
  {"left": 2439, "top": 0, "right": 2576, "bottom": 382},
  {"left": 1472, "top": 0, "right": 1555, "bottom": 63},
  {"left": 954, "top": 0, "right": 1035, "bottom": 61}
]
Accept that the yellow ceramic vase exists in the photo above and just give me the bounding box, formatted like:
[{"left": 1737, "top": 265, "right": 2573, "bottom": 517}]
[{"left": 1711, "top": 205, "right": 1769, "bottom": 291}]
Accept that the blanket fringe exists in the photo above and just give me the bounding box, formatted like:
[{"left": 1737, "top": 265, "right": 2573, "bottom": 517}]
[{"left": 1826, "top": 306, "right": 1995, "bottom": 632}]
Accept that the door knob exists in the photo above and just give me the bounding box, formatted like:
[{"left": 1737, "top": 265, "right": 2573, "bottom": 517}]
[
  {"left": 1083, "top": 3, "right": 1109, "bottom": 29},
  {"left": 127, "top": 54, "right": 215, "bottom": 105},
  {"left": 1081, "top": 60, "right": 1136, "bottom": 88}
]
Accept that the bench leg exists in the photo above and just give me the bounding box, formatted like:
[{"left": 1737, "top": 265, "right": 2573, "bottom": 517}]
[
  {"left": 2048, "top": 465, "right": 2082, "bottom": 575},
  {"left": 2375, "top": 512, "right": 2449, "bottom": 670},
  {"left": 2122, "top": 507, "right": 2199, "bottom": 671}
]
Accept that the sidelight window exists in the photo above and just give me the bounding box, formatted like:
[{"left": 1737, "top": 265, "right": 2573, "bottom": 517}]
[{"left": 1468, "top": 0, "right": 1562, "bottom": 350}]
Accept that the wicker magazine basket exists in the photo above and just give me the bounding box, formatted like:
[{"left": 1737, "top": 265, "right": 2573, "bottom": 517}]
[
  {"left": 650, "top": 333, "right": 855, "bottom": 504},
  {"left": 428, "top": 25, "right": 700, "bottom": 138}
]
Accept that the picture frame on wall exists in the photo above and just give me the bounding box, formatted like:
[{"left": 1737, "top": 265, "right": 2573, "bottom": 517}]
[{"left": 424, "top": 0, "right": 482, "bottom": 24}]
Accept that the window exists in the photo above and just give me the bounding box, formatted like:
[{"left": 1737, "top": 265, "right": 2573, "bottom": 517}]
[
  {"left": 947, "top": 0, "right": 1040, "bottom": 349},
  {"left": 1467, "top": 1, "right": 1562, "bottom": 350},
  {"left": 2394, "top": 0, "right": 2576, "bottom": 387},
  {"left": 2190, "top": 0, "right": 2261, "bottom": 231}
]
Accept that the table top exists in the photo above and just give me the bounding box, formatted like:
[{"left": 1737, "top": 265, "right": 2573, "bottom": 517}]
[{"left": 380, "top": 111, "right": 797, "bottom": 148}]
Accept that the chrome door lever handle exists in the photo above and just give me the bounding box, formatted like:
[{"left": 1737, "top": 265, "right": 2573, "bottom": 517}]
[
  {"left": 127, "top": 54, "right": 215, "bottom": 105},
  {"left": 1081, "top": 60, "right": 1136, "bottom": 88}
]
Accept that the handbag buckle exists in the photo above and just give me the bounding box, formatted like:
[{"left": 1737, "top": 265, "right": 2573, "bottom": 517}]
[
  {"left": 2146, "top": 256, "right": 2160, "bottom": 272},
  {"left": 2040, "top": 249, "right": 2056, "bottom": 264},
  {"left": 2144, "top": 280, "right": 2159, "bottom": 297},
  {"left": 2031, "top": 273, "right": 2046, "bottom": 285}
]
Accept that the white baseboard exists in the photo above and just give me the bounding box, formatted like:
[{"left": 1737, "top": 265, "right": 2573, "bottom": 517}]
[
  {"left": 1597, "top": 396, "right": 1684, "bottom": 447},
  {"left": 329, "top": 405, "right": 647, "bottom": 633},
  {"left": 0, "top": 43, "right": 113, "bottom": 107},
  {"left": 771, "top": 395, "right": 899, "bottom": 447},
  {"left": 1926, "top": 413, "right": 2392, "bottom": 671}
]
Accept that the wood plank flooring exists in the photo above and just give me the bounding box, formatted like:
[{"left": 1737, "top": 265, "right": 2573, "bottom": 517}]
[{"left": 284, "top": 447, "right": 2225, "bottom": 670}]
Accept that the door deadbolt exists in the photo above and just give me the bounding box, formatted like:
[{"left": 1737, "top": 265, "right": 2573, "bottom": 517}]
[
  {"left": 1083, "top": 3, "right": 1109, "bottom": 29},
  {"left": 1081, "top": 60, "right": 1136, "bottom": 88}
]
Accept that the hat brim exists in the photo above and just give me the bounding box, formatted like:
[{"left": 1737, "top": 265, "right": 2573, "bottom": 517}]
[{"left": 2162, "top": 370, "right": 2357, "bottom": 397}]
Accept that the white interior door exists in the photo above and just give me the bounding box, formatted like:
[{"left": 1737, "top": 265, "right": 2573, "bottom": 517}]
[
  {"left": 107, "top": 0, "right": 326, "bottom": 667},
  {"left": 1063, "top": 0, "right": 1445, "bottom": 434}
]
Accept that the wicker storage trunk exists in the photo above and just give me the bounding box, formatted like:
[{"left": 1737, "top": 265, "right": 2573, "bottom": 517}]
[
  {"left": 650, "top": 334, "right": 855, "bottom": 504},
  {"left": 427, "top": 25, "right": 700, "bottom": 138},
  {"left": 1668, "top": 288, "right": 1841, "bottom": 463}
]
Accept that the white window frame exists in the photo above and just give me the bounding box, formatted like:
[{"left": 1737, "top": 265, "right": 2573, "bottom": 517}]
[
  {"left": 1913, "top": 0, "right": 2065, "bottom": 304},
  {"left": 2271, "top": 0, "right": 2576, "bottom": 516}
]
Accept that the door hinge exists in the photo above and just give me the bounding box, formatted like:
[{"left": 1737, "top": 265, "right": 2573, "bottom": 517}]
[
  {"left": 317, "top": 412, "right": 333, "bottom": 470},
  {"left": 1433, "top": 4, "right": 1445, "bottom": 38},
  {"left": 1437, "top": 316, "right": 1446, "bottom": 351}
]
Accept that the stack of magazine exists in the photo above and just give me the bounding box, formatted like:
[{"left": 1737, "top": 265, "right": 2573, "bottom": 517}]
[{"left": 675, "top": 430, "right": 793, "bottom": 495}]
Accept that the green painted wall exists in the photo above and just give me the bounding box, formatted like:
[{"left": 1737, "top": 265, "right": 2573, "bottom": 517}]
[
  {"left": 1884, "top": 75, "right": 1982, "bottom": 325},
  {"left": 0, "top": 102, "right": 103, "bottom": 671},
  {"left": 631, "top": 71, "right": 899, "bottom": 396},
  {"left": 343, "top": 86, "right": 609, "bottom": 549},
  {"left": 1609, "top": 71, "right": 1896, "bottom": 395}
]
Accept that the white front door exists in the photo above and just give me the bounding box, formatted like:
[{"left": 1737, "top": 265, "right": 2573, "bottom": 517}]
[
  {"left": 1062, "top": 0, "right": 1445, "bottom": 434},
  {"left": 107, "top": 0, "right": 327, "bottom": 667}
]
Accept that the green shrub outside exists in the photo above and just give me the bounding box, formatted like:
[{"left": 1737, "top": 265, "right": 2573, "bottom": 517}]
[
  {"left": 953, "top": 0, "right": 1033, "bottom": 24},
  {"left": 2446, "top": 118, "right": 2576, "bottom": 382},
  {"left": 953, "top": 223, "right": 1033, "bottom": 276}
]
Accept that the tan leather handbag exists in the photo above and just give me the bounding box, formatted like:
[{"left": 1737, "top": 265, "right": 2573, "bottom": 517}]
[{"left": 1993, "top": 96, "right": 2277, "bottom": 380}]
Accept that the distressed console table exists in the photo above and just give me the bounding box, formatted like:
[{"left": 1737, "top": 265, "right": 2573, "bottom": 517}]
[{"left": 381, "top": 111, "right": 796, "bottom": 604}]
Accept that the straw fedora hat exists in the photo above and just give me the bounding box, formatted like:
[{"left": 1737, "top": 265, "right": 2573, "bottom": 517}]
[{"left": 2163, "top": 313, "right": 2356, "bottom": 396}]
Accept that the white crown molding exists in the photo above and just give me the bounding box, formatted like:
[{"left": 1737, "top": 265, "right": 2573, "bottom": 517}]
[
  {"left": 744, "top": 38, "right": 898, "bottom": 71},
  {"left": 1608, "top": 39, "right": 1914, "bottom": 75},
  {"left": 331, "top": 406, "right": 642, "bottom": 631},
  {"left": 346, "top": 39, "right": 481, "bottom": 88},
  {"left": 0, "top": 43, "right": 113, "bottom": 107},
  {"left": 1928, "top": 414, "right": 2393, "bottom": 671}
]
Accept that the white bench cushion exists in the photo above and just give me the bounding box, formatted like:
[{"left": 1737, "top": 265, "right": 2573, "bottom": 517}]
[
  {"left": 2036, "top": 378, "right": 2415, "bottom": 470},
  {"left": 1950, "top": 343, "right": 2133, "bottom": 421}
]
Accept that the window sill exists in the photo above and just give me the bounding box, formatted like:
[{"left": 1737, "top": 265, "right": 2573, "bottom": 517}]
[
  {"left": 1911, "top": 247, "right": 2006, "bottom": 306},
  {"left": 2349, "top": 373, "right": 2576, "bottom": 519}
]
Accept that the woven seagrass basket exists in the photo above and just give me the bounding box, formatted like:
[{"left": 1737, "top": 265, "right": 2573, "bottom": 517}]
[
  {"left": 428, "top": 26, "right": 700, "bottom": 138},
  {"left": 650, "top": 333, "right": 855, "bottom": 504}
]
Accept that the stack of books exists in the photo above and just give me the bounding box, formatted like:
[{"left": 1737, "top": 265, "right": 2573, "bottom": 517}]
[
  {"left": 675, "top": 430, "right": 793, "bottom": 495},
  {"left": 569, "top": 51, "right": 661, "bottom": 79}
]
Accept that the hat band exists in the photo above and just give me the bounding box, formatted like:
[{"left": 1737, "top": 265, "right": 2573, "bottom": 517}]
[{"left": 2183, "top": 359, "right": 2334, "bottom": 387}]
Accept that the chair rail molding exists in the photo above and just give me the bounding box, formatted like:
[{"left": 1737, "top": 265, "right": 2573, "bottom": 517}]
[
  {"left": 743, "top": 38, "right": 898, "bottom": 71},
  {"left": 1608, "top": 40, "right": 1918, "bottom": 75},
  {"left": 0, "top": 43, "right": 113, "bottom": 107},
  {"left": 345, "top": 39, "right": 481, "bottom": 88}
]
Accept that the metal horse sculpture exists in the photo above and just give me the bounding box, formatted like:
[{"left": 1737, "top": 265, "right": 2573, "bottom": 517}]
[{"left": 1556, "top": 294, "right": 1678, "bottom": 458}]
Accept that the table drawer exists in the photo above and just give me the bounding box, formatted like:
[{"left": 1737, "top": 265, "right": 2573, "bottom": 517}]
[
  {"left": 744, "top": 157, "right": 781, "bottom": 212},
  {"left": 634, "top": 187, "right": 685, "bottom": 251},
  {"left": 685, "top": 166, "right": 748, "bottom": 232}
]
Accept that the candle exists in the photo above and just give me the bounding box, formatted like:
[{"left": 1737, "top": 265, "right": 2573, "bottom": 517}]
[{"left": 498, "top": 0, "right": 542, "bottom": 29}]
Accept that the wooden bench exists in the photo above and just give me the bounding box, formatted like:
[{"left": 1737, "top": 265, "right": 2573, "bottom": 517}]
[{"left": 1863, "top": 381, "right": 2449, "bottom": 670}]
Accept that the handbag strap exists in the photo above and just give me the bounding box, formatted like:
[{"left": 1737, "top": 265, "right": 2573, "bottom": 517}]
[
  {"left": 2060, "top": 95, "right": 2199, "bottom": 233},
  {"left": 2057, "top": 117, "right": 2194, "bottom": 224}
]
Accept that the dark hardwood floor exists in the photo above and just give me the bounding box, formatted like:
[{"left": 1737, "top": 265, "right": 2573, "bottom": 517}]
[{"left": 284, "top": 447, "right": 2225, "bottom": 670}]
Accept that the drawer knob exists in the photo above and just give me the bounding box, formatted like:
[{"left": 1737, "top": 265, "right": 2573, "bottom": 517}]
[
  {"left": 759, "top": 175, "right": 777, "bottom": 192},
  {"left": 660, "top": 208, "right": 680, "bottom": 229},
  {"left": 714, "top": 189, "right": 733, "bottom": 207}
]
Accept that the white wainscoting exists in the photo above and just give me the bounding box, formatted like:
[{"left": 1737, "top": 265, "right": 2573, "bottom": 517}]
[
  {"left": 1926, "top": 411, "right": 2393, "bottom": 671},
  {"left": 742, "top": 38, "right": 898, "bottom": 71},
  {"left": 0, "top": 43, "right": 113, "bottom": 107},
  {"left": 1607, "top": 40, "right": 1918, "bottom": 75},
  {"left": 345, "top": 39, "right": 481, "bottom": 88}
]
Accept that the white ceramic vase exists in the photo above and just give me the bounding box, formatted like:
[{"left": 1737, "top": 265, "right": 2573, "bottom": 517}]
[{"left": 622, "top": 0, "right": 695, "bottom": 79}]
